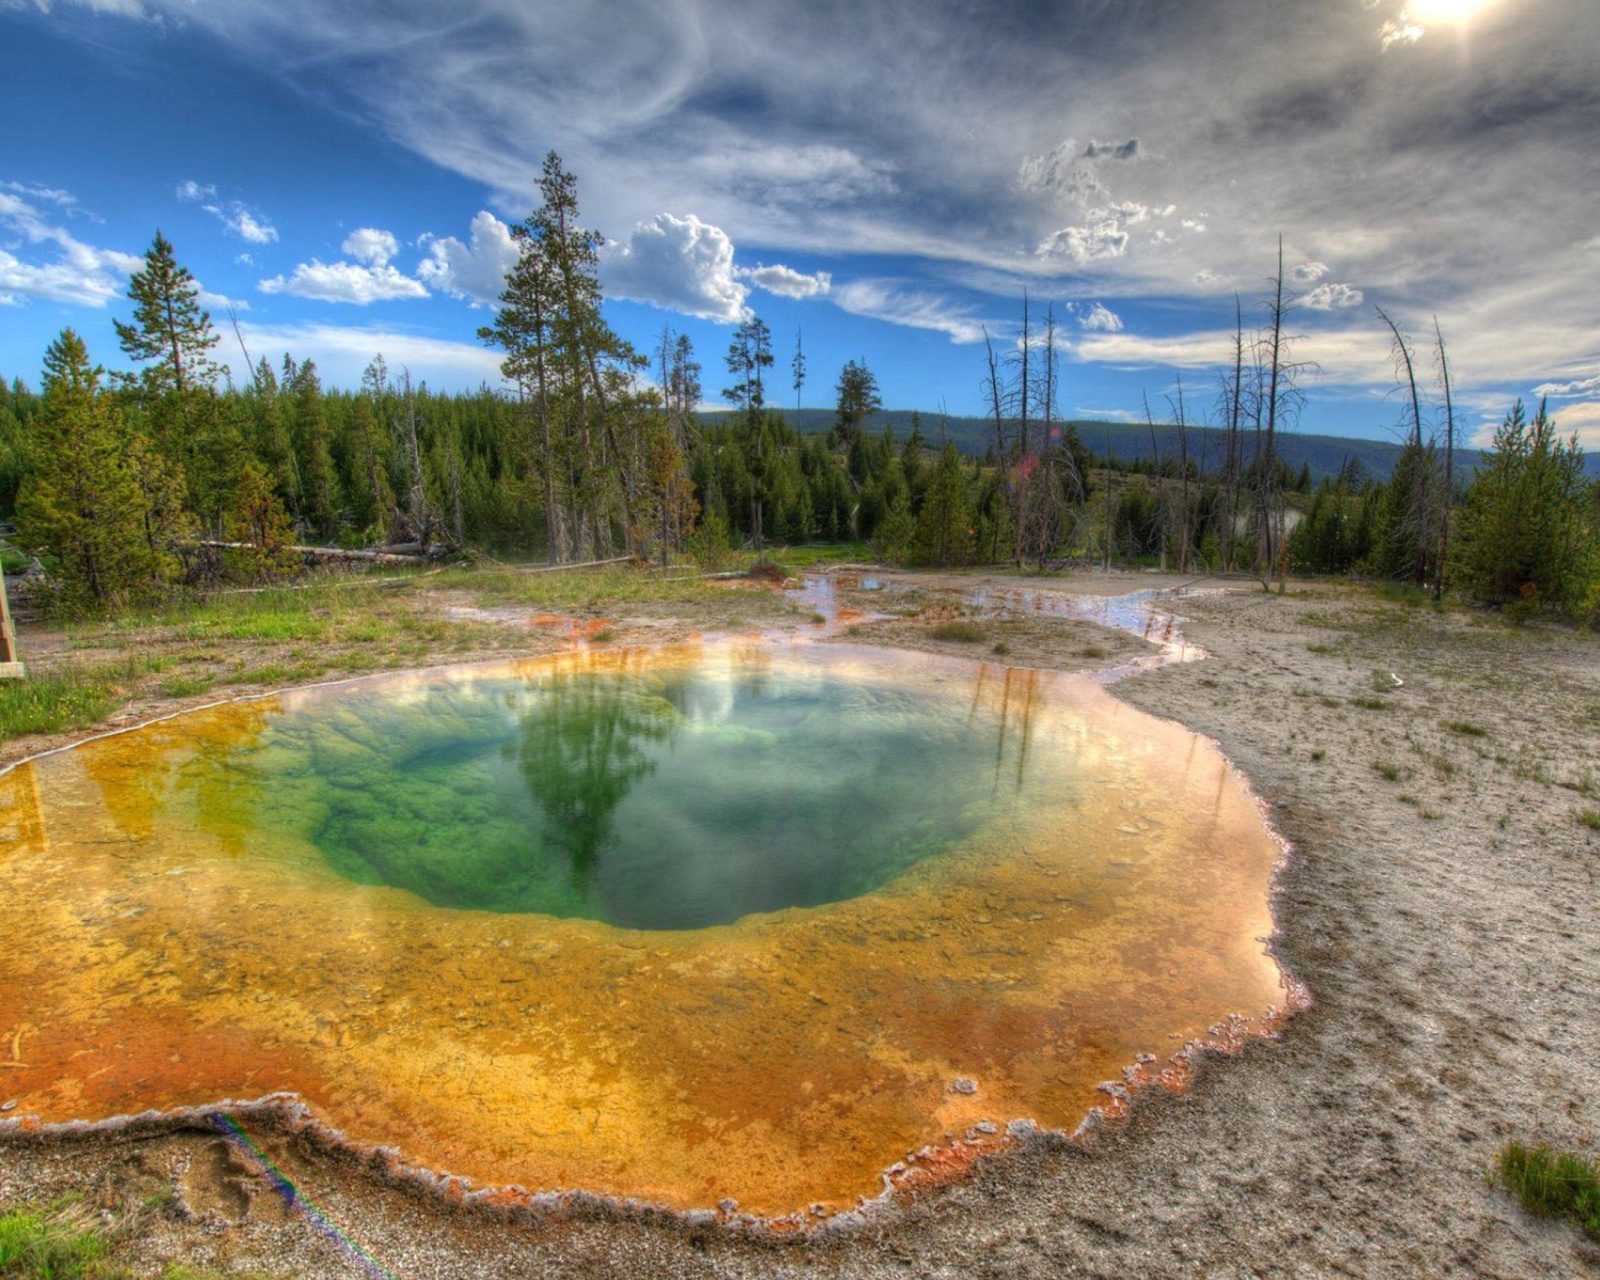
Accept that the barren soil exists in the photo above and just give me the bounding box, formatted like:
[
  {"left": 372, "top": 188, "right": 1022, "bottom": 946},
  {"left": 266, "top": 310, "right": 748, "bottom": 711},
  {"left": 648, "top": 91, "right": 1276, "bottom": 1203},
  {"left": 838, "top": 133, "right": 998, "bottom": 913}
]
[{"left": 3, "top": 569, "right": 1598, "bottom": 1278}]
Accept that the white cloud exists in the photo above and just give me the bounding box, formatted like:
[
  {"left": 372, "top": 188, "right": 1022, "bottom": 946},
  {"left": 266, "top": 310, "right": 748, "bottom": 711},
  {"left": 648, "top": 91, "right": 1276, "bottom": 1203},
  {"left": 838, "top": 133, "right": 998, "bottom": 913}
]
[
  {"left": 342, "top": 227, "right": 398, "bottom": 266},
  {"left": 1547, "top": 399, "right": 1600, "bottom": 450},
  {"left": 830, "top": 280, "right": 989, "bottom": 344},
  {"left": 227, "top": 322, "right": 502, "bottom": 392},
  {"left": 1075, "top": 302, "right": 1124, "bottom": 332},
  {"left": 1036, "top": 219, "right": 1131, "bottom": 264},
  {"left": 1, "top": 0, "right": 148, "bottom": 14},
  {"left": 1533, "top": 373, "right": 1600, "bottom": 399},
  {"left": 1301, "top": 282, "right": 1365, "bottom": 310},
  {"left": 418, "top": 210, "right": 519, "bottom": 306},
  {"left": 742, "top": 263, "right": 831, "bottom": 300},
  {"left": 1380, "top": 17, "right": 1425, "bottom": 50},
  {"left": 0, "top": 185, "right": 140, "bottom": 307},
  {"left": 180, "top": 181, "right": 277, "bottom": 244},
  {"left": 1292, "top": 261, "right": 1329, "bottom": 284},
  {"left": 259, "top": 259, "right": 427, "bottom": 305},
  {"left": 227, "top": 208, "right": 277, "bottom": 245},
  {"left": 603, "top": 212, "right": 748, "bottom": 323},
  {"left": 198, "top": 289, "right": 248, "bottom": 312}
]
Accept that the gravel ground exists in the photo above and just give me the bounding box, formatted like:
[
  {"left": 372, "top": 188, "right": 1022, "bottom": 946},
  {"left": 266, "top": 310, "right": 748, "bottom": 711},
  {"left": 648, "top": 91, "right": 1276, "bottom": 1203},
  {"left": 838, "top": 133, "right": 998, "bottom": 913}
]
[{"left": 3, "top": 572, "right": 1598, "bottom": 1278}]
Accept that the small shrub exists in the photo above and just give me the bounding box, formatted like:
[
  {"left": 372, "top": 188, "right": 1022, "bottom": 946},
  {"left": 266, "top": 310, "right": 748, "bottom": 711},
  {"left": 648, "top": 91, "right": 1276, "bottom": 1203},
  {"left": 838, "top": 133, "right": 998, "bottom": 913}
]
[
  {"left": 591, "top": 628, "right": 617, "bottom": 643},
  {"left": 929, "top": 620, "right": 986, "bottom": 643},
  {"left": 1577, "top": 808, "right": 1600, "bottom": 831},
  {"left": 1373, "top": 760, "right": 1401, "bottom": 781},
  {"left": 1492, "top": 1140, "right": 1600, "bottom": 1243},
  {"left": 991, "top": 641, "right": 1011, "bottom": 656}
]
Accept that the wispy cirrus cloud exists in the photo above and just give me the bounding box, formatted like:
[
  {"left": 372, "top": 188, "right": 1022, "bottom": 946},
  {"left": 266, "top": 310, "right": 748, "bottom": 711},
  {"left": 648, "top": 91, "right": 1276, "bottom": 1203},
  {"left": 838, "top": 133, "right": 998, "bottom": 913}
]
[{"left": 177, "top": 179, "right": 278, "bottom": 244}]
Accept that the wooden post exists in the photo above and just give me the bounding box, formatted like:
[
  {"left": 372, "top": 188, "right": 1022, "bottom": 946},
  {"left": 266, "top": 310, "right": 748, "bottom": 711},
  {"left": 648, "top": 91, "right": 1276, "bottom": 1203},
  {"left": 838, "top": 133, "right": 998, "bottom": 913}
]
[{"left": 0, "top": 569, "right": 22, "bottom": 678}]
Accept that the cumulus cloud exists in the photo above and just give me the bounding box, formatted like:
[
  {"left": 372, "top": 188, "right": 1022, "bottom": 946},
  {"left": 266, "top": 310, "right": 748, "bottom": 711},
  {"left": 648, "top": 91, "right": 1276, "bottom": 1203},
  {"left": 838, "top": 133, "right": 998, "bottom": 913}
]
[
  {"left": 1036, "top": 219, "right": 1131, "bottom": 264},
  {"left": 830, "top": 280, "right": 989, "bottom": 344},
  {"left": 341, "top": 227, "right": 399, "bottom": 266},
  {"left": 603, "top": 212, "right": 748, "bottom": 323},
  {"left": 259, "top": 258, "right": 427, "bottom": 305},
  {"left": 742, "top": 263, "right": 831, "bottom": 300},
  {"left": 0, "top": 185, "right": 140, "bottom": 307},
  {"left": 1074, "top": 302, "right": 1124, "bottom": 332},
  {"left": 418, "top": 211, "right": 519, "bottom": 306},
  {"left": 1293, "top": 261, "right": 1330, "bottom": 284},
  {"left": 1301, "top": 281, "right": 1365, "bottom": 310}
]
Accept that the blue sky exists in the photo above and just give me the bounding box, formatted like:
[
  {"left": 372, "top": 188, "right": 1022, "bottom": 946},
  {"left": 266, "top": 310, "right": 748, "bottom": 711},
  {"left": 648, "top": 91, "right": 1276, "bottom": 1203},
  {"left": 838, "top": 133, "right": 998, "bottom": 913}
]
[{"left": 2, "top": 0, "right": 1597, "bottom": 448}]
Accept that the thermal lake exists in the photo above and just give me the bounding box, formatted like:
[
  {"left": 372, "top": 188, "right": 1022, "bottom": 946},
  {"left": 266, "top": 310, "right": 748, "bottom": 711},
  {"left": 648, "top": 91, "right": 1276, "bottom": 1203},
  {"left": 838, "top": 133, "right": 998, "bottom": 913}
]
[{"left": 0, "top": 640, "right": 1292, "bottom": 1218}]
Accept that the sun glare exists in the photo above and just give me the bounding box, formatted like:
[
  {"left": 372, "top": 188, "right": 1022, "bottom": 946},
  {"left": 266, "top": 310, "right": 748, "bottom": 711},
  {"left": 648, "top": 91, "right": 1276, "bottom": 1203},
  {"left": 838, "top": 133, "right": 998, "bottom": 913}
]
[{"left": 1409, "top": 0, "right": 1495, "bottom": 24}]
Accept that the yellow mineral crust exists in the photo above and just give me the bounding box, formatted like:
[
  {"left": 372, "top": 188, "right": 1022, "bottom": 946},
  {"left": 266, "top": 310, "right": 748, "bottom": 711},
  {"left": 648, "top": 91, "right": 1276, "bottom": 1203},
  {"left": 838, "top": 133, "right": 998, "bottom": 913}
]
[{"left": 0, "top": 644, "right": 1289, "bottom": 1216}]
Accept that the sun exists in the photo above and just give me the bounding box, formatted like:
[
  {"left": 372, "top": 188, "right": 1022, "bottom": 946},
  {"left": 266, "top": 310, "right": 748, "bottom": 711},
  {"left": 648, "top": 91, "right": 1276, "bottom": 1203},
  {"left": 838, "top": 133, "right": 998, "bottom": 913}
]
[{"left": 1408, "top": 0, "right": 1496, "bottom": 24}]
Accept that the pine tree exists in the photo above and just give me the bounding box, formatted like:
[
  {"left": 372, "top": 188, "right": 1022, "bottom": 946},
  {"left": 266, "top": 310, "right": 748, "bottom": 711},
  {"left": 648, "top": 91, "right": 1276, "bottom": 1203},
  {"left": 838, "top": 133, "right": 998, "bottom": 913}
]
[
  {"left": 1453, "top": 400, "right": 1591, "bottom": 616},
  {"left": 17, "top": 330, "right": 161, "bottom": 610},
  {"left": 914, "top": 442, "right": 975, "bottom": 567},
  {"left": 113, "top": 231, "right": 221, "bottom": 396}
]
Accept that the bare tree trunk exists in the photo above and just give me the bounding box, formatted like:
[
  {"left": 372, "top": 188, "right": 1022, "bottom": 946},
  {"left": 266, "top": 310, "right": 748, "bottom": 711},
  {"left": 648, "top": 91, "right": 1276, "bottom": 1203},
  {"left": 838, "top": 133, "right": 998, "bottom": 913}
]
[
  {"left": 1377, "top": 304, "right": 1429, "bottom": 586},
  {"left": 1434, "top": 316, "right": 1455, "bottom": 605},
  {"left": 1172, "top": 374, "right": 1191, "bottom": 574}
]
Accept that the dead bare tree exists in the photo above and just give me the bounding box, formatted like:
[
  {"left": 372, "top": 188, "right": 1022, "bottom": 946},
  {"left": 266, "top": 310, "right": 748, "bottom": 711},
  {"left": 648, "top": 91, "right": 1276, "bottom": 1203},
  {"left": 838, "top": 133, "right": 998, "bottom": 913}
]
[
  {"left": 1376, "top": 304, "right": 1433, "bottom": 586},
  {"left": 1433, "top": 316, "right": 1456, "bottom": 605},
  {"left": 1170, "top": 374, "right": 1192, "bottom": 574},
  {"left": 1260, "top": 240, "right": 1312, "bottom": 592}
]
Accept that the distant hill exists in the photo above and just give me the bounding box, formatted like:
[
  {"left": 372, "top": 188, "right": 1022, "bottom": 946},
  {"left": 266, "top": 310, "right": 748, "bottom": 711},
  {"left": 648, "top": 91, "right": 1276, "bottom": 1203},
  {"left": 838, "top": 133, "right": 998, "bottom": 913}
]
[{"left": 712, "top": 408, "right": 1600, "bottom": 483}]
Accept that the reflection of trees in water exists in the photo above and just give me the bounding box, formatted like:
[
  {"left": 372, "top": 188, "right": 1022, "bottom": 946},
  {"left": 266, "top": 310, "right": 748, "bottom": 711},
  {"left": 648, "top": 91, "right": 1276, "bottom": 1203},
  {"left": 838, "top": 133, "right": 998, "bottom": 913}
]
[
  {"left": 512, "top": 675, "right": 676, "bottom": 887},
  {"left": 967, "top": 663, "right": 1042, "bottom": 792}
]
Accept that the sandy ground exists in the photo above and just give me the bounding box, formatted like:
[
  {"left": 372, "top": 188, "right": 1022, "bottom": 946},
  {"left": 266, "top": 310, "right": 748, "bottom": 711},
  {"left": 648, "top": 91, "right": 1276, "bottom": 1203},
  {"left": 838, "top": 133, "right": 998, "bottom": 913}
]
[{"left": 3, "top": 569, "right": 1599, "bottom": 1278}]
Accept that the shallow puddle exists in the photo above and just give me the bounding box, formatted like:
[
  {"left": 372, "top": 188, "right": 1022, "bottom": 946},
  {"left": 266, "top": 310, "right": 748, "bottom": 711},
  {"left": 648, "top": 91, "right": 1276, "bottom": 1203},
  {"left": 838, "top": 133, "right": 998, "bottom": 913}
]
[{"left": 0, "top": 641, "right": 1291, "bottom": 1218}]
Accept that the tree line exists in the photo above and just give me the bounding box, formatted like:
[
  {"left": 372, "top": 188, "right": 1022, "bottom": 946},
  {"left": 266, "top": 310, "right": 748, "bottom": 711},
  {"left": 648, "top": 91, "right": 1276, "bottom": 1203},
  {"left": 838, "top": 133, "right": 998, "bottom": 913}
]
[{"left": 0, "top": 156, "right": 1594, "bottom": 622}]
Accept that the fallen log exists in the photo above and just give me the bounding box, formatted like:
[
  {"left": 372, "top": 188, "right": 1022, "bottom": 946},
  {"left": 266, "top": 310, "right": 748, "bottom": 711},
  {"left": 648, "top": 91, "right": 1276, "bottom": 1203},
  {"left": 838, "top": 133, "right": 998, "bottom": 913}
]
[{"left": 193, "top": 540, "right": 431, "bottom": 567}]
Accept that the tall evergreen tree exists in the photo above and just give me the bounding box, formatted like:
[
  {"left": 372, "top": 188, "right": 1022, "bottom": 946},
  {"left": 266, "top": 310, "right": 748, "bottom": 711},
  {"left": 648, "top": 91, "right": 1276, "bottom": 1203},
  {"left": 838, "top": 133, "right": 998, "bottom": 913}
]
[
  {"left": 17, "top": 331, "right": 163, "bottom": 610},
  {"left": 113, "top": 231, "right": 221, "bottom": 396}
]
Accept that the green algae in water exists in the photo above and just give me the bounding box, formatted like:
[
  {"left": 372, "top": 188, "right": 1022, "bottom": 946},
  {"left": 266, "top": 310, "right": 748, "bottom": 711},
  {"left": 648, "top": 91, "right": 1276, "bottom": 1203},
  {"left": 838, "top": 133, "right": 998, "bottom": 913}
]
[{"left": 255, "top": 652, "right": 1019, "bottom": 929}]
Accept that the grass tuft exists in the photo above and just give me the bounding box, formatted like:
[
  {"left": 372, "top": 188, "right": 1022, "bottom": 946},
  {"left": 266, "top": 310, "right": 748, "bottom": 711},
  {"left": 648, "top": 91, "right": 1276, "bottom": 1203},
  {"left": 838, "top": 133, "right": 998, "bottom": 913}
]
[
  {"left": 0, "top": 1204, "right": 112, "bottom": 1278},
  {"left": 0, "top": 672, "right": 119, "bottom": 740},
  {"left": 929, "top": 620, "right": 986, "bottom": 643},
  {"left": 1443, "top": 720, "right": 1489, "bottom": 738},
  {"left": 1576, "top": 808, "right": 1600, "bottom": 831},
  {"left": 1373, "top": 760, "right": 1401, "bottom": 781},
  {"left": 1491, "top": 1140, "right": 1600, "bottom": 1243}
]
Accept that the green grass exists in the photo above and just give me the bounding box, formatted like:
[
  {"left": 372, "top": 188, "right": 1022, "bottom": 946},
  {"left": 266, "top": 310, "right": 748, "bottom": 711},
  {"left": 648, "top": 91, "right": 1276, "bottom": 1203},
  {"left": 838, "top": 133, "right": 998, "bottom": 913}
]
[
  {"left": 1349, "top": 696, "right": 1389, "bottom": 711},
  {"left": 0, "top": 672, "right": 120, "bottom": 741},
  {"left": 1443, "top": 720, "right": 1489, "bottom": 738},
  {"left": 0, "top": 1204, "right": 113, "bottom": 1278},
  {"left": 1492, "top": 1140, "right": 1600, "bottom": 1243},
  {"left": 0, "top": 1202, "right": 269, "bottom": 1279},
  {"left": 1576, "top": 808, "right": 1600, "bottom": 831},
  {"left": 928, "top": 620, "right": 987, "bottom": 643},
  {"left": 1373, "top": 760, "right": 1401, "bottom": 781},
  {"left": 991, "top": 641, "right": 1011, "bottom": 656}
]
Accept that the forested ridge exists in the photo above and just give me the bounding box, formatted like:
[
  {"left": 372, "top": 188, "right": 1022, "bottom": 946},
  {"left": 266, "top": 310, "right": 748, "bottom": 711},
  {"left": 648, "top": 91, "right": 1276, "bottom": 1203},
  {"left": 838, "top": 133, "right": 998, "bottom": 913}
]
[{"left": 1, "top": 156, "right": 1596, "bottom": 622}]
